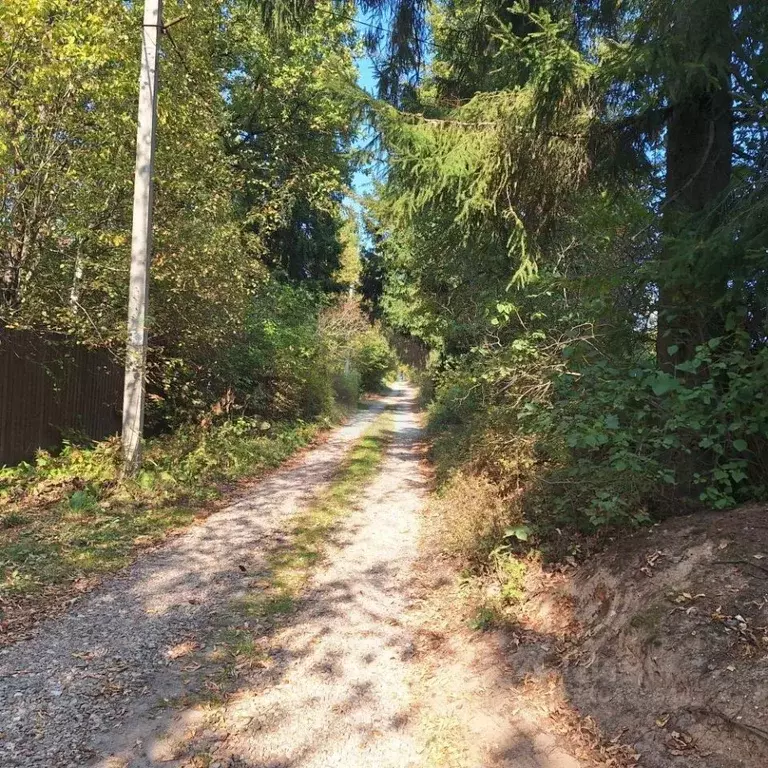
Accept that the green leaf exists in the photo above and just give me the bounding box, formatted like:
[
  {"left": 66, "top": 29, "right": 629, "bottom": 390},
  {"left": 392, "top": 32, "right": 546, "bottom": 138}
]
[
  {"left": 651, "top": 373, "right": 679, "bottom": 396},
  {"left": 504, "top": 525, "right": 531, "bottom": 542},
  {"left": 676, "top": 359, "right": 702, "bottom": 374},
  {"left": 68, "top": 490, "right": 96, "bottom": 511},
  {"left": 733, "top": 439, "right": 748, "bottom": 452}
]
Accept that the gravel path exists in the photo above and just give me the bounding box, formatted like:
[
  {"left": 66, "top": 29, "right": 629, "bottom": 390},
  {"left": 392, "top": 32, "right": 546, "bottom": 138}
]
[
  {"left": 0, "top": 397, "right": 389, "bottom": 767},
  {"left": 1, "top": 385, "right": 585, "bottom": 768},
  {"left": 182, "top": 384, "right": 427, "bottom": 767}
]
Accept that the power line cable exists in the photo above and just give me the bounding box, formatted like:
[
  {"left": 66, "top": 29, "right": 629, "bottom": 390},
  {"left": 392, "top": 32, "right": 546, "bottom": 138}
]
[{"left": 312, "top": 5, "right": 434, "bottom": 50}]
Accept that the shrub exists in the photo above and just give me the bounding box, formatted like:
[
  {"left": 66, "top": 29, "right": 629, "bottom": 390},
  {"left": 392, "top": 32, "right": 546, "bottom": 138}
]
[
  {"left": 426, "top": 329, "right": 768, "bottom": 537},
  {"left": 353, "top": 327, "right": 397, "bottom": 391},
  {"left": 332, "top": 370, "right": 361, "bottom": 407},
  {"left": 427, "top": 368, "right": 481, "bottom": 431},
  {"left": 144, "top": 281, "right": 346, "bottom": 429}
]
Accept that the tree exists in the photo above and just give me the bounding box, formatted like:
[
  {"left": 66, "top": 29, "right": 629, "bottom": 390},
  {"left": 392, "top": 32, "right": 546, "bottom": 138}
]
[
  {"left": 364, "top": 0, "right": 768, "bottom": 522},
  {"left": 224, "top": 5, "right": 361, "bottom": 290},
  {"left": 624, "top": 0, "right": 735, "bottom": 370},
  {"left": 1, "top": 0, "right": 363, "bottom": 428}
]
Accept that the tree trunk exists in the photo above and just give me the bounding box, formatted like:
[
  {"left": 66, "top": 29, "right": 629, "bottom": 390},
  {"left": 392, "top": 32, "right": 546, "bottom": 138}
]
[{"left": 656, "top": 0, "right": 734, "bottom": 372}]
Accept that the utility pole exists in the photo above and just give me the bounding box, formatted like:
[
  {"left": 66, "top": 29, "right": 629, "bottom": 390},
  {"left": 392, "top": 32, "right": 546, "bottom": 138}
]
[{"left": 122, "top": 0, "right": 163, "bottom": 476}]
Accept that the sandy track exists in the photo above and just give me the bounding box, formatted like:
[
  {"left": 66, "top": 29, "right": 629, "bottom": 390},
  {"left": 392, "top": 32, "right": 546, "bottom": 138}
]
[
  {"left": 181, "top": 385, "right": 427, "bottom": 767},
  {"left": 1, "top": 385, "right": 585, "bottom": 768}
]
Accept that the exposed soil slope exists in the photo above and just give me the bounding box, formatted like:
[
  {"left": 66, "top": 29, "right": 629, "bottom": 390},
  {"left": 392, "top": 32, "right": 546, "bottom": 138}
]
[
  {"left": 506, "top": 507, "right": 768, "bottom": 768},
  {"left": 565, "top": 507, "right": 768, "bottom": 767}
]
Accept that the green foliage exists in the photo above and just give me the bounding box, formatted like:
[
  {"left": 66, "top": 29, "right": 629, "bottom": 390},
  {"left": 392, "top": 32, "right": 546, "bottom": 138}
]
[
  {"left": 366, "top": 0, "right": 768, "bottom": 563},
  {"left": 67, "top": 489, "right": 98, "bottom": 513},
  {"left": 541, "top": 341, "right": 768, "bottom": 519},
  {"left": 353, "top": 328, "right": 397, "bottom": 391},
  {"left": 1, "top": 0, "right": 251, "bottom": 346},
  {"left": 370, "top": 3, "right": 602, "bottom": 291},
  {"left": 316, "top": 297, "right": 397, "bottom": 395},
  {"left": 469, "top": 604, "right": 497, "bottom": 631},
  {"left": 0, "top": 0, "right": 364, "bottom": 432},
  {"left": 333, "top": 370, "right": 362, "bottom": 407},
  {"left": 225, "top": 5, "right": 361, "bottom": 291},
  {"left": 426, "top": 330, "right": 768, "bottom": 533},
  {"left": 0, "top": 413, "right": 327, "bottom": 605}
]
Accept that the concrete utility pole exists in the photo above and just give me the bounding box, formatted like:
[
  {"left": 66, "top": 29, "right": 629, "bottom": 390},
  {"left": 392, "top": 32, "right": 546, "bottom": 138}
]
[{"left": 122, "top": 0, "right": 163, "bottom": 476}]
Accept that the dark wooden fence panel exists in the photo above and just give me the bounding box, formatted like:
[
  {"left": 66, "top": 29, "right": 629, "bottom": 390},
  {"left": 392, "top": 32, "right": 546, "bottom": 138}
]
[{"left": 0, "top": 329, "right": 122, "bottom": 466}]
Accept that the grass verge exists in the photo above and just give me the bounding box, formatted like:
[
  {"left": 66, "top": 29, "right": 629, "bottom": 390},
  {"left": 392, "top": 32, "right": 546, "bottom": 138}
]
[{"left": 0, "top": 410, "right": 348, "bottom": 632}]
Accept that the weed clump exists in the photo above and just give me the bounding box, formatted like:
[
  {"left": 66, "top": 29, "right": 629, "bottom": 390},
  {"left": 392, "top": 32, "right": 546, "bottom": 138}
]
[
  {"left": 430, "top": 471, "right": 512, "bottom": 565},
  {"left": 0, "top": 417, "right": 324, "bottom": 612}
]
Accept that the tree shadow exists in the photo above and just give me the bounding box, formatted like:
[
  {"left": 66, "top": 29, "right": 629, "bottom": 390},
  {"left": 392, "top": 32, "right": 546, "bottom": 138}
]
[{"left": 96, "top": 387, "right": 429, "bottom": 766}]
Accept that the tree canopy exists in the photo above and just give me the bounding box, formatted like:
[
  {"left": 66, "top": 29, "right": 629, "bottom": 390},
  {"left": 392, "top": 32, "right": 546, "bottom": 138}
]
[
  {"left": 1, "top": 0, "right": 395, "bottom": 430},
  {"left": 2, "top": 0, "right": 768, "bottom": 527},
  {"left": 364, "top": 0, "right": 768, "bottom": 526}
]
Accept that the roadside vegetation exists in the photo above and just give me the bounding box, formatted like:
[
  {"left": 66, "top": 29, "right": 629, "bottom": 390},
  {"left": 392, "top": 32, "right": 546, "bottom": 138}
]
[
  {"left": 359, "top": 5, "right": 768, "bottom": 759},
  {"left": 0, "top": 418, "right": 320, "bottom": 606},
  {"left": 1, "top": 0, "right": 767, "bottom": 762},
  {"left": 363, "top": 0, "right": 768, "bottom": 583},
  {"left": 0, "top": 0, "right": 396, "bottom": 451},
  {"left": 0, "top": 292, "right": 395, "bottom": 625},
  {"left": 0, "top": 338, "right": 395, "bottom": 627}
]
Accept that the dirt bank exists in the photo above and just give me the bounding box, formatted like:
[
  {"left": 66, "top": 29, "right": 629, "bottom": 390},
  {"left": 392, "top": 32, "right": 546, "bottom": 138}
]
[{"left": 506, "top": 506, "right": 768, "bottom": 767}]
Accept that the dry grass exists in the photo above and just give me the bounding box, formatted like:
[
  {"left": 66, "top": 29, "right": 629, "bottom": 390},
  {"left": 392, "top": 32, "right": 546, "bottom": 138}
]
[{"left": 429, "top": 471, "right": 516, "bottom": 565}]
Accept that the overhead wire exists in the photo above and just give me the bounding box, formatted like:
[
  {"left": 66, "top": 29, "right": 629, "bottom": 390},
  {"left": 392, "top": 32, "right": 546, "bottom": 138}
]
[{"left": 160, "top": 3, "right": 490, "bottom": 108}]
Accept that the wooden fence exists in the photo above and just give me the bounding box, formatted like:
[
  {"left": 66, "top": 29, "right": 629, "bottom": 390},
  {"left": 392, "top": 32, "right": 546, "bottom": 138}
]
[{"left": 0, "top": 328, "right": 122, "bottom": 466}]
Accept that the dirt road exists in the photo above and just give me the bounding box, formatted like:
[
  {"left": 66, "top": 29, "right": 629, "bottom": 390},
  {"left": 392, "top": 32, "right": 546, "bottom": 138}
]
[{"left": 0, "top": 386, "right": 582, "bottom": 768}]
